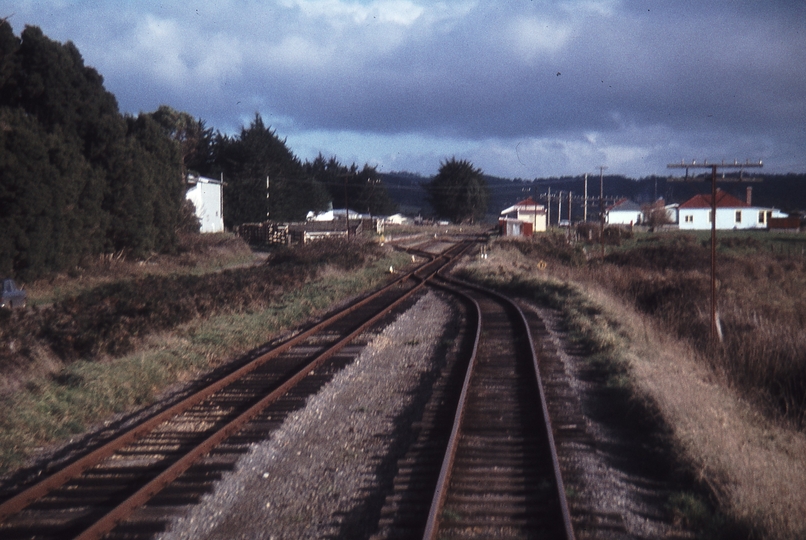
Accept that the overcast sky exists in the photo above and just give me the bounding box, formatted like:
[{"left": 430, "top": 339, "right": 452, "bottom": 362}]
[{"left": 5, "top": 0, "right": 805, "bottom": 179}]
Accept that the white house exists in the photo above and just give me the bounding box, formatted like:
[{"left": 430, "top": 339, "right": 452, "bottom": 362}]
[
  {"left": 606, "top": 199, "right": 643, "bottom": 226},
  {"left": 499, "top": 197, "right": 547, "bottom": 236},
  {"left": 185, "top": 174, "right": 224, "bottom": 233},
  {"left": 678, "top": 189, "right": 785, "bottom": 230}
]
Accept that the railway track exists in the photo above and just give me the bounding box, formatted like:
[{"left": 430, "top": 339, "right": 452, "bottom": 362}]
[
  {"left": 1, "top": 236, "right": 576, "bottom": 539},
  {"left": 374, "top": 268, "right": 575, "bottom": 539},
  {"left": 0, "top": 240, "right": 471, "bottom": 540}
]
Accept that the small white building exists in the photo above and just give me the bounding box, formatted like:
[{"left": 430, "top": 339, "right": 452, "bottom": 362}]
[
  {"left": 678, "top": 189, "right": 784, "bottom": 230},
  {"left": 382, "top": 213, "right": 412, "bottom": 225},
  {"left": 307, "top": 208, "right": 368, "bottom": 222},
  {"left": 186, "top": 174, "right": 224, "bottom": 233},
  {"left": 606, "top": 199, "right": 643, "bottom": 226},
  {"left": 499, "top": 197, "right": 547, "bottom": 236}
]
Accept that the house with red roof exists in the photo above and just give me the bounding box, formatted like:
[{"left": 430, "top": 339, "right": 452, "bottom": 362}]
[
  {"left": 678, "top": 188, "right": 785, "bottom": 230},
  {"left": 499, "top": 197, "right": 547, "bottom": 237}
]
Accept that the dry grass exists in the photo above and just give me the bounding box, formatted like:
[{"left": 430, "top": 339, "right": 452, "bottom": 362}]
[
  {"left": 0, "top": 236, "right": 411, "bottom": 474},
  {"left": 457, "top": 237, "right": 806, "bottom": 539}
]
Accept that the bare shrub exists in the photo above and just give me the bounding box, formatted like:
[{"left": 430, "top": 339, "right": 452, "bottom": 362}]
[
  {"left": 516, "top": 233, "right": 806, "bottom": 429},
  {"left": 498, "top": 235, "right": 587, "bottom": 267}
]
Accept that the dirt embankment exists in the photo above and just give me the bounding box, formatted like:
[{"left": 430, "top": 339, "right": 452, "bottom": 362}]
[{"left": 0, "top": 237, "right": 384, "bottom": 397}]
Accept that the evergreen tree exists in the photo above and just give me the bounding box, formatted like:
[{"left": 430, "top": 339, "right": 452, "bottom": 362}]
[
  {"left": 217, "top": 115, "right": 329, "bottom": 225},
  {"left": 305, "top": 154, "right": 397, "bottom": 216},
  {"left": 150, "top": 105, "right": 214, "bottom": 179},
  {"left": 424, "top": 158, "right": 489, "bottom": 223},
  {"left": 0, "top": 22, "right": 187, "bottom": 276},
  {"left": 128, "top": 113, "right": 185, "bottom": 252}
]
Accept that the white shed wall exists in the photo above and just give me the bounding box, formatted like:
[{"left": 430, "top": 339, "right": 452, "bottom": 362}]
[{"left": 186, "top": 181, "right": 224, "bottom": 233}]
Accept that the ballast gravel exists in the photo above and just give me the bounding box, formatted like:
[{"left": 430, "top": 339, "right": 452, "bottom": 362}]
[{"left": 156, "top": 290, "right": 453, "bottom": 540}]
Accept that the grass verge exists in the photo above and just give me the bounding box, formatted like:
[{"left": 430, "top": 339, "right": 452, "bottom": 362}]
[
  {"left": 455, "top": 239, "right": 806, "bottom": 540},
  {"left": 0, "top": 246, "right": 411, "bottom": 474}
]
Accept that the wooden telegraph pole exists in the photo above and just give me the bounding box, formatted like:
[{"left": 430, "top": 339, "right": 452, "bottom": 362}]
[
  {"left": 598, "top": 166, "right": 607, "bottom": 258},
  {"left": 667, "top": 159, "right": 763, "bottom": 340},
  {"left": 583, "top": 173, "right": 588, "bottom": 222}
]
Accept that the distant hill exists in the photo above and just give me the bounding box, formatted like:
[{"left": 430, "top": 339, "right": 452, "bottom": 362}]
[{"left": 381, "top": 171, "right": 806, "bottom": 223}]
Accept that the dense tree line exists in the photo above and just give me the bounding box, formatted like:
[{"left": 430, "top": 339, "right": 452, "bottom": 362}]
[
  {"left": 208, "top": 115, "right": 331, "bottom": 225},
  {"left": 0, "top": 22, "right": 187, "bottom": 279},
  {"left": 0, "top": 22, "right": 398, "bottom": 279},
  {"left": 303, "top": 154, "right": 397, "bottom": 217},
  {"left": 195, "top": 119, "right": 397, "bottom": 226}
]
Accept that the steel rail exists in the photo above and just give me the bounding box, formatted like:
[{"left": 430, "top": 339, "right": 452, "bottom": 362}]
[
  {"left": 420, "top": 278, "right": 481, "bottom": 540},
  {"left": 0, "top": 248, "right": 459, "bottom": 526},
  {"left": 73, "top": 262, "right": 444, "bottom": 540},
  {"left": 422, "top": 273, "right": 576, "bottom": 540},
  {"left": 0, "top": 276, "right": 408, "bottom": 522}
]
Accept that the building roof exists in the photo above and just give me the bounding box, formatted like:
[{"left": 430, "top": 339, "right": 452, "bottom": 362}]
[
  {"left": 607, "top": 198, "right": 642, "bottom": 212},
  {"left": 679, "top": 189, "right": 748, "bottom": 209},
  {"left": 500, "top": 197, "right": 545, "bottom": 215}
]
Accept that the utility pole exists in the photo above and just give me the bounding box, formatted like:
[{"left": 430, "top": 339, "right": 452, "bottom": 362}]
[
  {"left": 266, "top": 176, "right": 270, "bottom": 221},
  {"left": 568, "top": 191, "right": 572, "bottom": 223},
  {"left": 598, "top": 166, "right": 607, "bottom": 258},
  {"left": 583, "top": 173, "right": 588, "bottom": 222},
  {"left": 667, "top": 159, "right": 763, "bottom": 341},
  {"left": 344, "top": 175, "right": 349, "bottom": 238},
  {"left": 336, "top": 172, "right": 355, "bottom": 238},
  {"left": 547, "top": 187, "right": 551, "bottom": 227},
  {"left": 532, "top": 191, "right": 537, "bottom": 233}
]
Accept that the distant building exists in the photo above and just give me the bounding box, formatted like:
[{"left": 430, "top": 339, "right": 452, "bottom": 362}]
[
  {"left": 678, "top": 188, "right": 786, "bottom": 230},
  {"left": 664, "top": 203, "right": 680, "bottom": 224},
  {"left": 307, "top": 208, "right": 368, "bottom": 222},
  {"left": 382, "top": 213, "right": 413, "bottom": 225},
  {"left": 499, "top": 197, "right": 547, "bottom": 237},
  {"left": 186, "top": 174, "right": 224, "bottom": 233},
  {"left": 606, "top": 199, "right": 642, "bottom": 226}
]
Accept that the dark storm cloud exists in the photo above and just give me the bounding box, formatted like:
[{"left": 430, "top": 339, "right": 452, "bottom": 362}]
[{"left": 7, "top": 0, "right": 806, "bottom": 176}]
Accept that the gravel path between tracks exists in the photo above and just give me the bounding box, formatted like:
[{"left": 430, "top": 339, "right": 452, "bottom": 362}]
[{"left": 156, "top": 290, "right": 453, "bottom": 540}]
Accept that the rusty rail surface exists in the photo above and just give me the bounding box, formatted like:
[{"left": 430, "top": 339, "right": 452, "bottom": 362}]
[
  {"left": 0, "top": 241, "right": 472, "bottom": 540},
  {"left": 422, "top": 274, "right": 575, "bottom": 540}
]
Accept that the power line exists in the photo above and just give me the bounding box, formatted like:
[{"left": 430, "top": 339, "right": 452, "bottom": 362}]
[{"left": 667, "top": 159, "right": 763, "bottom": 341}]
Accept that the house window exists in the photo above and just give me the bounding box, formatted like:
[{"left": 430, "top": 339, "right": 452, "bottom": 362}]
[
  {"left": 758, "top": 211, "right": 765, "bottom": 224},
  {"left": 684, "top": 215, "right": 693, "bottom": 223},
  {"left": 735, "top": 210, "right": 742, "bottom": 223},
  {"left": 708, "top": 210, "right": 713, "bottom": 223}
]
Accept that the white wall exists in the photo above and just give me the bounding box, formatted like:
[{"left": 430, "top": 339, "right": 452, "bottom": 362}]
[
  {"left": 186, "top": 180, "right": 224, "bottom": 233},
  {"left": 678, "top": 207, "right": 769, "bottom": 230},
  {"left": 514, "top": 210, "right": 546, "bottom": 231},
  {"left": 607, "top": 210, "right": 642, "bottom": 225}
]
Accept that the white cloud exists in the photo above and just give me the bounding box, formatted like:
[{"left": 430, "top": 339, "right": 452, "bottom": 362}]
[
  {"left": 560, "top": 0, "right": 618, "bottom": 17},
  {"left": 507, "top": 16, "right": 571, "bottom": 61},
  {"left": 280, "top": 0, "right": 424, "bottom": 27}
]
